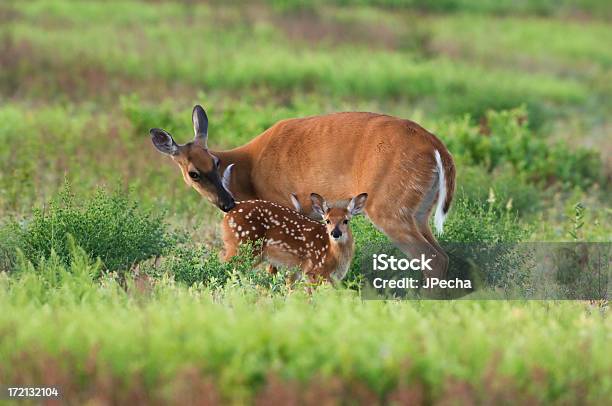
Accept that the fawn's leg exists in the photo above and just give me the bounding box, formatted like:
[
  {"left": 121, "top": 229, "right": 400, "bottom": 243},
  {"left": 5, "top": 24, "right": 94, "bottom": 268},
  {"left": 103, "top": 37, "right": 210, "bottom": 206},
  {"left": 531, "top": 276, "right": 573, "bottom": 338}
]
[
  {"left": 266, "top": 265, "right": 279, "bottom": 275},
  {"left": 221, "top": 235, "right": 238, "bottom": 262}
]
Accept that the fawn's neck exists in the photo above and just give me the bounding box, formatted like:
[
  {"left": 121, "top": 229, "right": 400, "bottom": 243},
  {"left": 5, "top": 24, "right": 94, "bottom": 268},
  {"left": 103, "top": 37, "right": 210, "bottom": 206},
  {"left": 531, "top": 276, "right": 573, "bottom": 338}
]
[{"left": 324, "top": 232, "right": 355, "bottom": 279}]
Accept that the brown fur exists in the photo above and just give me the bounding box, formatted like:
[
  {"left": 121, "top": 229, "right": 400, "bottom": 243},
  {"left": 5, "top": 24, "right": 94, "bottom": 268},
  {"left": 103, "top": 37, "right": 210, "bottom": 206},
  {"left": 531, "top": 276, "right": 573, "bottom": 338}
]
[
  {"left": 154, "top": 110, "right": 455, "bottom": 279},
  {"left": 222, "top": 200, "right": 356, "bottom": 283}
]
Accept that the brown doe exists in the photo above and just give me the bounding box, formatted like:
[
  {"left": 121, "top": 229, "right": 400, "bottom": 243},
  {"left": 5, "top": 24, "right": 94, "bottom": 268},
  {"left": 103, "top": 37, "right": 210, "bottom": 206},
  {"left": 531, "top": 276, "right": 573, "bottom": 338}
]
[
  {"left": 151, "top": 105, "right": 455, "bottom": 282},
  {"left": 221, "top": 193, "right": 368, "bottom": 284}
]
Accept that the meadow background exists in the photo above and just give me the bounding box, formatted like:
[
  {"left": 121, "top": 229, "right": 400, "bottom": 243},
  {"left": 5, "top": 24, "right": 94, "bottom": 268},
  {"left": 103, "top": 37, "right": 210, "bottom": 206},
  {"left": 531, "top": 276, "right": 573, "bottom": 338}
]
[{"left": 0, "top": 0, "right": 610, "bottom": 404}]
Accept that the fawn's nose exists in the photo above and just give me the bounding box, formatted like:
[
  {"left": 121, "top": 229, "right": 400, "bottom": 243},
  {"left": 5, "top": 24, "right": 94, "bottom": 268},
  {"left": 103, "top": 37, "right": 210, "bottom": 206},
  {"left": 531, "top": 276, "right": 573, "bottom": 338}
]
[{"left": 331, "top": 228, "right": 342, "bottom": 239}]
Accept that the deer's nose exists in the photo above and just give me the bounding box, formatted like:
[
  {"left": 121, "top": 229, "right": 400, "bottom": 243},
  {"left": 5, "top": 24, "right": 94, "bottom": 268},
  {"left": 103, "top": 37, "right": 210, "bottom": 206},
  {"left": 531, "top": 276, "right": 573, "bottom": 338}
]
[
  {"left": 221, "top": 200, "right": 236, "bottom": 212},
  {"left": 331, "top": 228, "right": 342, "bottom": 239}
]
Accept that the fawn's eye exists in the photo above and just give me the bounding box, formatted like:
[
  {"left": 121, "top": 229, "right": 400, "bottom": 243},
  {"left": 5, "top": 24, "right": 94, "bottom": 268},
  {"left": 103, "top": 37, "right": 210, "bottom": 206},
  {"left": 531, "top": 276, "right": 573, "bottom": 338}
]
[
  {"left": 343, "top": 219, "right": 348, "bottom": 224},
  {"left": 326, "top": 219, "right": 331, "bottom": 224},
  {"left": 188, "top": 171, "right": 200, "bottom": 180}
]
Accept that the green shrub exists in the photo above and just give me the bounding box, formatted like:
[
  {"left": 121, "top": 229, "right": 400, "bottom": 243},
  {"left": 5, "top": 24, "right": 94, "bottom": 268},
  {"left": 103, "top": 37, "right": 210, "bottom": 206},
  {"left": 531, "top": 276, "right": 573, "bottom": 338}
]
[
  {"left": 437, "top": 107, "right": 602, "bottom": 189},
  {"left": 439, "top": 194, "right": 531, "bottom": 289},
  {"left": 160, "top": 244, "right": 251, "bottom": 288},
  {"left": 0, "top": 225, "right": 18, "bottom": 273},
  {"left": 440, "top": 192, "right": 529, "bottom": 243},
  {"left": 550, "top": 204, "right": 605, "bottom": 299},
  {"left": 159, "top": 240, "right": 287, "bottom": 292},
  {"left": 161, "top": 244, "right": 228, "bottom": 287},
  {"left": 456, "top": 163, "right": 542, "bottom": 216},
  {"left": 11, "top": 235, "right": 104, "bottom": 302},
  {"left": 7, "top": 184, "right": 176, "bottom": 275}
]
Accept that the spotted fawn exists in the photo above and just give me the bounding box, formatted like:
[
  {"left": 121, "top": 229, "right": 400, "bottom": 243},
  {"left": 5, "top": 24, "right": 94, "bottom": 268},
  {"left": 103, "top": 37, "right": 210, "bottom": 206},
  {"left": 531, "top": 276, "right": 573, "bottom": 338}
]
[{"left": 221, "top": 193, "right": 368, "bottom": 284}]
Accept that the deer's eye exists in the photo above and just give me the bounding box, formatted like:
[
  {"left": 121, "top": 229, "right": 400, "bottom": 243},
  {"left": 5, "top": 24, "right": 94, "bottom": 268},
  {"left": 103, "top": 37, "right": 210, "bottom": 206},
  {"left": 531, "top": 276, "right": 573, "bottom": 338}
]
[
  {"left": 188, "top": 171, "right": 200, "bottom": 180},
  {"left": 326, "top": 220, "right": 331, "bottom": 224},
  {"left": 343, "top": 219, "right": 348, "bottom": 224}
]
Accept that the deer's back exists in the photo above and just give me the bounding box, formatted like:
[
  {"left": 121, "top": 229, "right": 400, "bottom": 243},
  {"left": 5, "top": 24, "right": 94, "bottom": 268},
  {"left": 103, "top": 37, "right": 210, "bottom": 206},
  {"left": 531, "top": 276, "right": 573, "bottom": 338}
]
[
  {"left": 245, "top": 112, "right": 448, "bottom": 211},
  {"left": 223, "top": 200, "right": 328, "bottom": 262}
]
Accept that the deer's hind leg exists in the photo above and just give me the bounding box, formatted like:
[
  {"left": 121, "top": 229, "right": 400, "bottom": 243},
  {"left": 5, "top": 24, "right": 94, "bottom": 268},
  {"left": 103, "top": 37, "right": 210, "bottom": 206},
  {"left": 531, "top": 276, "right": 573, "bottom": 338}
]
[
  {"left": 367, "top": 203, "right": 448, "bottom": 288},
  {"left": 366, "top": 154, "right": 449, "bottom": 292},
  {"left": 414, "top": 201, "right": 448, "bottom": 270}
]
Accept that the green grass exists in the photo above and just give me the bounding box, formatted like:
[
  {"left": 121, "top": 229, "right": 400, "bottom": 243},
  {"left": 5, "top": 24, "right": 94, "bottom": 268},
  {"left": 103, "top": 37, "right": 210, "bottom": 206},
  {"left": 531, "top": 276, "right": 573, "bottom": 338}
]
[
  {"left": 1, "top": 258, "right": 610, "bottom": 404},
  {"left": 269, "top": 0, "right": 612, "bottom": 18},
  {"left": 3, "top": 1, "right": 608, "bottom": 121},
  {"left": 427, "top": 15, "right": 612, "bottom": 70}
]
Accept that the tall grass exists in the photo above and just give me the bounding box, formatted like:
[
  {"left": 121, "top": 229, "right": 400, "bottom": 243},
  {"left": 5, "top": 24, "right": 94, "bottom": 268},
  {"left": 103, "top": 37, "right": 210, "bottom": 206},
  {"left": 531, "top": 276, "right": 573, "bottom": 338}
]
[{"left": 1, "top": 254, "right": 610, "bottom": 403}]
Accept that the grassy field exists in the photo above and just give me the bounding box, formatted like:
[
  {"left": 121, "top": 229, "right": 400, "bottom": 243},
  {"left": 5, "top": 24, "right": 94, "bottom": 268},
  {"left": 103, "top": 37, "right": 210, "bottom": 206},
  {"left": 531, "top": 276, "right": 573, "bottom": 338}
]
[{"left": 0, "top": 0, "right": 610, "bottom": 404}]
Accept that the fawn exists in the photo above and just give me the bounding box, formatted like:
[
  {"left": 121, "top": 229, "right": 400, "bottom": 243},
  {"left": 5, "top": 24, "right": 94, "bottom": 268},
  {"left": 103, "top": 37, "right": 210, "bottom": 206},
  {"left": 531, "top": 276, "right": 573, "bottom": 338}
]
[{"left": 221, "top": 192, "right": 368, "bottom": 284}]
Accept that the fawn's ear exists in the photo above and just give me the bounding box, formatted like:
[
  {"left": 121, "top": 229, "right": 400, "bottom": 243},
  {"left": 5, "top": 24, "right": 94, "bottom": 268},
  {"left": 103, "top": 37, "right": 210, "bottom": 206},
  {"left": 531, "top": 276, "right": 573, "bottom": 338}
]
[
  {"left": 192, "top": 105, "right": 209, "bottom": 148},
  {"left": 310, "top": 193, "right": 328, "bottom": 218},
  {"left": 150, "top": 128, "right": 179, "bottom": 155},
  {"left": 222, "top": 164, "right": 234, "bottom": 197},
  {"left": 348, "top": 193, "right": 368, "bottom": 216},
  {"left": 290, "top": 193, "right": 302, "bottom": 212}
]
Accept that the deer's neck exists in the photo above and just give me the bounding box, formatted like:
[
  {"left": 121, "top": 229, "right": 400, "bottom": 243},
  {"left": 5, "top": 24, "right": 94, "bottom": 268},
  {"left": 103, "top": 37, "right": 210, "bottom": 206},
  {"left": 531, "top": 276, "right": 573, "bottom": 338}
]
[
  {"left": 325, "top": 233, "right": 355, "bottom": 281},
  {"left": 213, "top": 147, "right": 257, "bottom": 200}
]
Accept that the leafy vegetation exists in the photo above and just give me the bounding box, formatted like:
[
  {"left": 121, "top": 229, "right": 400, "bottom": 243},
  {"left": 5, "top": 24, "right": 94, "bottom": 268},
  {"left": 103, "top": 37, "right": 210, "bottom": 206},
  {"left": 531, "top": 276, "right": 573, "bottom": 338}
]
[
  {"left": 436, "top": 108, "right": 602, "bottom": 189},
  {"left": 1, "top": 255, "right": 610, "bottom": 404},
  {"left": 269, "top": 0, "right": 612, "bottom": 18},
  {"left": 2, "top": 185, "right": 176, "bottom": 275}
]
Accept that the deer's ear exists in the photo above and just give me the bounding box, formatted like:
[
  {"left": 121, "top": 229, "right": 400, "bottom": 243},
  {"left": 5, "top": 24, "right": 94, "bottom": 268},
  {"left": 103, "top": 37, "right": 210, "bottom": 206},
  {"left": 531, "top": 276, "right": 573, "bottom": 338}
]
[
  {"left": 150, "top": 128, "right": 179, "bottom": 156},
  {"left": 310, "top": 193, "right": 328, "bottom": 218},
  {"left": 348, "top": 193, "right": 368, "bottom": 216},
  {"left": 290, "top": 193, "right": 302, "bottom": 212},
  {"left": 192, "top": 105, "right": 208, "bottom": 148},
  {"left": 222, "top": 164, "right": 234, "bottom": 197}
]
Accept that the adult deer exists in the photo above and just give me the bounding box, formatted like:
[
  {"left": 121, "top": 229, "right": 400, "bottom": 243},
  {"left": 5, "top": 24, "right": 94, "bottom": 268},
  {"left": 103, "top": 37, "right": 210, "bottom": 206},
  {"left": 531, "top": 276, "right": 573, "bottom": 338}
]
[{"left": 151, "top": 105, "right": 455, "bottom": 278}]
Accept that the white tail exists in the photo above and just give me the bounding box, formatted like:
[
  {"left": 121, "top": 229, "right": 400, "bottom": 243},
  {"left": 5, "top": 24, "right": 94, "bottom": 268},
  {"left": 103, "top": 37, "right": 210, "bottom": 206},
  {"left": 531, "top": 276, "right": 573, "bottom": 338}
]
[
  {"left": 433, "top": 150, "right": 447, "bottom": 235},
  {"left": 221, "top": 193, "right": 368, "bottom": 283}
]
